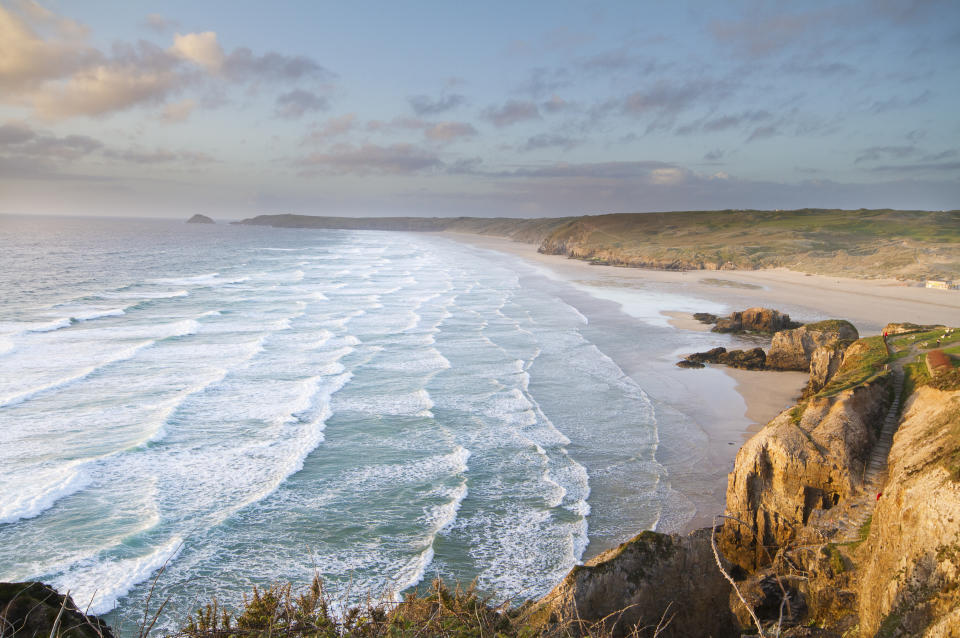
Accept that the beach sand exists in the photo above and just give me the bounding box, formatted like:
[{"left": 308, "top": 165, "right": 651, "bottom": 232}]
[{"left": 441, "top": 232, "right": 959, "bottom": 537}]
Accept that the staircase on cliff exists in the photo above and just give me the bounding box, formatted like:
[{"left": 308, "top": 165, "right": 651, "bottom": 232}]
[{"left": 835, "top": 365, "right": 905, "bottom": 539}]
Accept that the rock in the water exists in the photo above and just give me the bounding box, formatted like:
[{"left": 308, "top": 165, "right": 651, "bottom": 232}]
[
  {"left": 693, "top": 312, "right": 719, "bottom": 324},
  {"left": 686, "top": 346, "right": 727, "bottom": 363},
  {"left": 714, "top": 307, "right": 802, "bottom": 334},
  {"left": 187, "top": 214, "right": 215, "bottom": 224},
  {"left": 720, "top": 347, "right": 767, "bottom": 370},
  {"left": 678, "top": 346, "right": 766, "bottom": 370},
  {"left": 532, "top": 529, "right": 738, "bottom": 637},
  {"left": 767, "top": 320, "right": 858, "bottom": 371},
  {"left": 0, "top": 582, "right": 115, "bottom": 638}
]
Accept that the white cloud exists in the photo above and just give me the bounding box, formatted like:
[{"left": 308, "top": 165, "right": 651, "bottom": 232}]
[{"left": 169, "top": 31, "right": 224, "bottom": 72}]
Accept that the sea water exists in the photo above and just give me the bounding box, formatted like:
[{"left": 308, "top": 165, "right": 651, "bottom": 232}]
[{"left": 0, "top": 216, "right": 727, "bottom": 629}]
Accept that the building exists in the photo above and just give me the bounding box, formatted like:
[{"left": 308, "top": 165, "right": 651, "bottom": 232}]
[{"left": 925, "top": 279, "right": 956, "bottom": 290}]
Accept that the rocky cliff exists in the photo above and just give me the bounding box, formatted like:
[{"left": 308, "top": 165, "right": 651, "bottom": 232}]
[
  {"left": 533, "top": 530, "right": 739, "bottom": 638},
  {"left": 767, "top": 320, "right": 859, "bottom": 371},
  {"left": 719, "top": 369, "right": 891, "bottom": 571},
  {"left": 856, "top": 387, "right": 960, "bottom": 637},
  {"left": 0, "top": 582, "right": 114, "bottom": 638}
]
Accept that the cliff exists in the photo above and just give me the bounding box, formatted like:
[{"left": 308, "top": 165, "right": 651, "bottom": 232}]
[
  {"left": 532, "top": 530, "right": 739, "bottom": 637},
  {"left": 237, "top": 209, "right": 960, "bottom": 281},
  {"left": 856, "top": 386, "right": 960, "bottom": 637},
  {"left": 767, "top": 320, "right": 859, "bottom": 371},
  {"left": 0, "top": 582, "right": 114, "bottom": 638},
  {"left": 719, "top": 365, "right": 891, "bottom": 571}
]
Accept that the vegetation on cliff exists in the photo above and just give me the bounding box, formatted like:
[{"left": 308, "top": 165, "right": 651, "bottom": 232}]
[{"left": 237, "top": 209, "right": 960, "bottom": 280}]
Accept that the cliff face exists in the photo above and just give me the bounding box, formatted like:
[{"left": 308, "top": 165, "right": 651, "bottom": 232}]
[
  {"left": 767, "top": 320, "right": 859, "bottom": 371},
  {"left": 720, "top": 371, "right": 890, "bottom": 571},
  {"left": 534, "top": 530, "right": 738, "bottom": 638},
  {"left": 857, "top": 387, "right": 960, "bottom": 637}
]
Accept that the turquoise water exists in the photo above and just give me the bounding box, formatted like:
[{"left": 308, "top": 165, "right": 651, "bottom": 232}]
[{"left": 0, "top": 216, "right": 724, "bottom": 630}]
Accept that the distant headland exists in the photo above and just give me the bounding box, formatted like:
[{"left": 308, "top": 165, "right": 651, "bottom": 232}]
[{"left": 236, "top": 209, "right": 960, "bottom": 282}]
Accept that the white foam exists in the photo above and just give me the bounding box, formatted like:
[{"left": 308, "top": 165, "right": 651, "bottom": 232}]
[
  {"left": 28, "top": 318, "right": 72, "bottom": 333},
  {"left": 0, "top": 465, "right": 90, "bottom": 525},
  {"left": 101, "top": 289, "right": 189, "bottom": 300},
  {"left": 53, "top": 536, "right": 184, "bottom": 615},
  {"left": 0, "top": 339, "right": 155, "bottom": 408}
]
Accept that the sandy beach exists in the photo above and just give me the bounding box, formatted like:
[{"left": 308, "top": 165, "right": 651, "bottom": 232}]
[{"left": 441, "top": 231, "right": 959, "bottom": 536}]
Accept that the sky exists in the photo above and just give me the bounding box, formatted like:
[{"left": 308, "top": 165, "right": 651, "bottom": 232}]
[{"left": 1, "top": 0, "right": 959, "bottom": 219}]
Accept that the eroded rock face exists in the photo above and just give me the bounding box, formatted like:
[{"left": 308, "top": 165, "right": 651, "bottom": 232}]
[
  {"left": 806, "top": 345, "right": 845, "bottom": 396},
  {"left": 767, "top": 321, "right": 859, "bottom": 371},
  {"left": 0, "top": 582, "right": 114, "bottom": 638},
  {"left": 714, "top": 307, "right": 801, "bottom": 334},
  {"left": 720, "top": 372, "right": 890, "bottom": 571},
  {"left": 857, "top": 387, "right": 960, "bottom": 638},
  {"left": 533, "top": 529, "right": 738, "bottom": 638}
]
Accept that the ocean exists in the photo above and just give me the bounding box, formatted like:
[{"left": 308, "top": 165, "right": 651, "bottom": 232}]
[{"left": 0, "top": 215, "right": 732, "bottom": 630}]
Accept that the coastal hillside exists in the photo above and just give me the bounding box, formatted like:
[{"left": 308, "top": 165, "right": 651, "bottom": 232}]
[{"left": 238, "top": 209, "right": 960, "bottom": 280}]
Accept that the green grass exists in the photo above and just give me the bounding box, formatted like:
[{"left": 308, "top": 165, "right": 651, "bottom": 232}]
[{"left": 817, "top": 336, "right": 890, "bottom": 397}]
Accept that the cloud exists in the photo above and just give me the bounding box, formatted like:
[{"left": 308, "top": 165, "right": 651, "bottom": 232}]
[
  {"left": 169, "top": 31, "right": 224, "bottom": 72},
  {"left": 102, "top": 147, "right": 215, "bottom": 164},
  {"left": 275, "top": 89, "right": 329, "bottom": 119},
  {"left": 704, "top": 149, "right": 725, "bottom": 161},
  {"left": 0, "top": 121, "right": 101, "bottom": 159},
  {"left": 222, "top": 47, "right": 334, "bottom": 83},
  {"left": 296, "top": 143, "right": 442, "bottom": 175},
  {"left": 710, "top": 7, "right": 841, "bottom": 56},
  {"left": 408, "top": 93, "right": 465, "bottom": 115},
  {"left": 424, "top": 121, "right": 477, "bottom": 143},
  {"left": 516, "top": 67, "right": 571, "bottom": 98},
  {"left": 869, "top": 160, "right": 960, "bottom": 173},
  {"left": 1, "top": 4, "right": 337, "bottom": 120},
  {"left": 493, "top": 160, "right": 678, "bottom": 180},
  {"left": 746, "top": 125, "right": 779, "bottom": 142},
  {"left": 869, "top": 90, "right": 931, "bottom": 113},
  {"left": 302, "top": 113, "right": 356, "bottom": 143},
  {"left": 541, "top": 95, "right": 572, "bottom": 113},
  {"left": 677, "top": 110, "right": 772, "bottom": 135},
  {"left": 160, "top": 98, "right": 195, "bottom": 123},
  {"left": 482, "top": 100, "right": 541, "bottom": 127},
  {"left": 519, "top": 134, "right": 580, "bottom": 152},
  {"left": 854, "top": 145, "right": 917, "bottom": 164},
  {"left": 143, "top": 13, "right": 179, "bottom": 33}
]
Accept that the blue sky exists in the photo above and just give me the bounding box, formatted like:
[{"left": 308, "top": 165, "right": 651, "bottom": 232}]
[{"left": 1, "top": 0, "right": 958, "bottom": 218}]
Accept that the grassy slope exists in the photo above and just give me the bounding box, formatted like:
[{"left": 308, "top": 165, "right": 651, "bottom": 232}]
[{"left": 238, "top": 209, "right": 960, "bottom": 280}]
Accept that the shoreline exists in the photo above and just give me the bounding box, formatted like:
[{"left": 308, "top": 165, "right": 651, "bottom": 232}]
[{"left": 438, "top": 231, "right": 956, "bottom": 538}]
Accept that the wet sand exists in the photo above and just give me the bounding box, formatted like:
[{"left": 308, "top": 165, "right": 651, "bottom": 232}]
[{"left": 442, "top": 232, "right": 958, "bottom": 534}]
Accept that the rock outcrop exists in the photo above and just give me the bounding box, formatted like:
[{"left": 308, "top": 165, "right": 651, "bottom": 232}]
[
  {"left": 0, "top": 582, "right": 114, "bottom": 638},
  {"left": 719, "top": 369, "right": 891, "bottom": 571},
  {"left": 187, "top": 214, "right": 215, "bottom": 224},
  {"left": 677, "top": 347, "right": 767, "bottom": 370},
  {"left": 533, "top": 530, "right": 738, "bottom": 637},
  {"left": 805, "top": 344, "right": 845, "bottom": 396},
  {"left": 713, "top": 307, "right": 802, "bottom": 334},
  {"left": 767, "top": 320, "right": 858, "bottom": 371},
  {"left": 856, "top": 387, "right": 960, "bottom": 637},
  {"left": 883, "top": 322, "right": 943, "bottom": 335}
]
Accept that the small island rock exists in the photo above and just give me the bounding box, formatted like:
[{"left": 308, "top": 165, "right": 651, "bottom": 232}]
[{"left": 187, "top": 214, "right": 215, "bottom": 224}]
